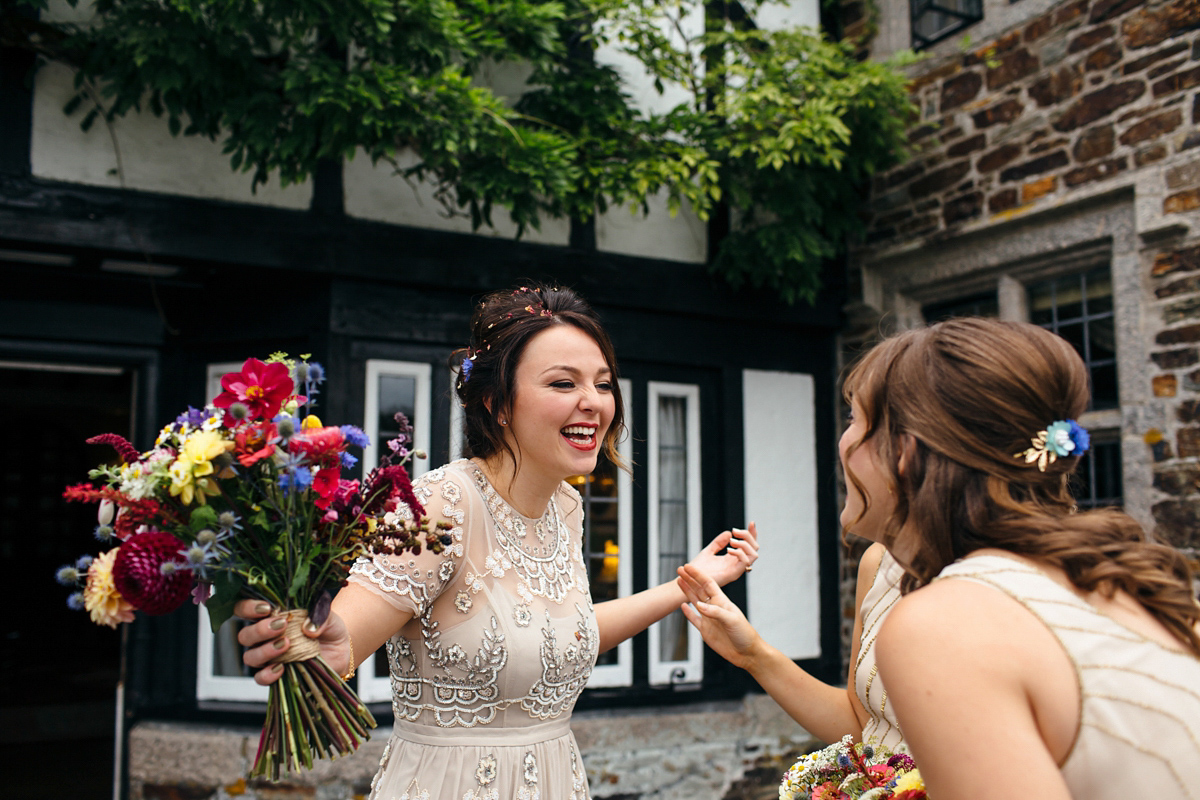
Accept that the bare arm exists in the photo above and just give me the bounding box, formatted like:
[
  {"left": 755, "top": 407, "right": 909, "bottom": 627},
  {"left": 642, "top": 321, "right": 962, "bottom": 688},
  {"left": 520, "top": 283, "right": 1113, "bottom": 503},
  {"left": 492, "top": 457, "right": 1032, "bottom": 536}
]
[
  {"left": 674, "top": 541, "right": 881, "bottom": 744},
  {"left": 594, "top": 523, "right": 758, "bottom": 654},
  {"left": 876, "top": 580, "right": 1074, "bottom": 800}
]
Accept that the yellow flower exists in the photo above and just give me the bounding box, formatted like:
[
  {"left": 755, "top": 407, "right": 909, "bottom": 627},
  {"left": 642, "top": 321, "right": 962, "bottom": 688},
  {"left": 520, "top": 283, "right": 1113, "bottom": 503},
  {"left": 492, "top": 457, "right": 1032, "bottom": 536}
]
[
  {"left": 84, "top": 549, "right": 136, "bottom": 628},
  {"left": 170, "top": 430, "right": 232, "bottom": 505},
  {"left": 893, "top": 769, "right": 925, "bottom": 793},
  {"left": 301, "top": 414, "right": 323, "bottom": 429}
]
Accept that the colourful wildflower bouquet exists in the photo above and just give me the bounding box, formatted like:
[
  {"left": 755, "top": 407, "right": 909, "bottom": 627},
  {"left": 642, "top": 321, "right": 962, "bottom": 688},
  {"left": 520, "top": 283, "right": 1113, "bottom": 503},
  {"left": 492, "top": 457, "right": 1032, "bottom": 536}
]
[
  {"left": 780, "top": 736, "right": 927, "bottom": 800},
  {"left": 56, "top": 354, "right": 450, "bottom": 780}
]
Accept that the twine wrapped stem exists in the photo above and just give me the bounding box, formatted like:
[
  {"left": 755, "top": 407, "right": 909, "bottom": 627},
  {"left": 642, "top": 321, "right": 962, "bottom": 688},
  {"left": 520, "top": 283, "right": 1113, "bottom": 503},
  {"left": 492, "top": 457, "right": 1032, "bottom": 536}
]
[{"left": 266, "top": 610, "right": 322, "bottom": 664}]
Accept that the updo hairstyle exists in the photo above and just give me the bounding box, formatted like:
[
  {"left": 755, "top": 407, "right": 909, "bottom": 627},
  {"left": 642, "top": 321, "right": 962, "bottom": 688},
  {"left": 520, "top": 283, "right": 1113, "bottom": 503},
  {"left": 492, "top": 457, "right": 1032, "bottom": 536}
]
[
  {"left": 843, "top": 317, "right": 1200, "bottom": 656},
  {"left": 451, "top": 284, "right": 627, "bottom": 473}
]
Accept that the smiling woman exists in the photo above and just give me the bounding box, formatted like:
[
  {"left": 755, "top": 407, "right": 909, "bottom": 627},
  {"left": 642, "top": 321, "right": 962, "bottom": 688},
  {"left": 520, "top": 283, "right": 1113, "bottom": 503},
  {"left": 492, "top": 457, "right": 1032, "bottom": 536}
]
[{"left": 233, "top": 283, "right": 759, "bottom": 799}]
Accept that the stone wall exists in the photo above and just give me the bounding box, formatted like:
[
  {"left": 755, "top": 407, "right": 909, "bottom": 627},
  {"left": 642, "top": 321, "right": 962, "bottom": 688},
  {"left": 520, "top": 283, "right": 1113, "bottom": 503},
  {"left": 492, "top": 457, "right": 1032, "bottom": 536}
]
[
  {"left": 126, "top": 696, "right": 819, "bottom": 800},
  {"left": 852, "top": 0, "right": 1200, "bottom": 565},
  {"left": 867, "top": 0, "right": 1198, "bottom": 249}
]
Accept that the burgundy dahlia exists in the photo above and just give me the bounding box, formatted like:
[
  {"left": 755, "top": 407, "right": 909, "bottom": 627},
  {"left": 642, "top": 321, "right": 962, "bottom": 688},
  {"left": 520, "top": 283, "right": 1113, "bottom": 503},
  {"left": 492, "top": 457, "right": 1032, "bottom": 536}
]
[{"left": 112, "top": 531, "right": 192, "bottom": 615}]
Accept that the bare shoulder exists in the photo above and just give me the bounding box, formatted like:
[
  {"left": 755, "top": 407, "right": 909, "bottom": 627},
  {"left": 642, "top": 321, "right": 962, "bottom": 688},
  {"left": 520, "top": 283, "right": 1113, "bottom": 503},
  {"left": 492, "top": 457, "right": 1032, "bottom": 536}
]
[
  {"left": 877, "top": 577, "right": 1029, "bottom": 669},
  {"left": 854, "top": 542, "right": 887, "bottom": 599}
]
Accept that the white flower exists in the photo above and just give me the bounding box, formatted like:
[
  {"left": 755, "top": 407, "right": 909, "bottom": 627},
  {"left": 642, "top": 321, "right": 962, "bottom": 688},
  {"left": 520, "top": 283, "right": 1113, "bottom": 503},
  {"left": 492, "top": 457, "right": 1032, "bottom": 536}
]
[
  {"left": 455, "top": 591, "right": 473, "bottom": 613},
  {"left": 439, "top": 560, "right": 455, "bottom": 582},
  {"left": 524, "top": 752, "right": 539, "bottom": 784},
  {"left": 475, "top": 755, "right": 498, "bottom": 786},
  {"left": 514, "top": 604, "right": 532, "bottom": 627}
]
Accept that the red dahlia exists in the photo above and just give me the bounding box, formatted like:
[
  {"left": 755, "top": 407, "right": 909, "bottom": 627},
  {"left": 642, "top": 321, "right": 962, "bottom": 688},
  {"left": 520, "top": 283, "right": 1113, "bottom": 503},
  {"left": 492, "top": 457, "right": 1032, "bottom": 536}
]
[{"left": 112, "top": 532, "right": 192, "bottom": 616}]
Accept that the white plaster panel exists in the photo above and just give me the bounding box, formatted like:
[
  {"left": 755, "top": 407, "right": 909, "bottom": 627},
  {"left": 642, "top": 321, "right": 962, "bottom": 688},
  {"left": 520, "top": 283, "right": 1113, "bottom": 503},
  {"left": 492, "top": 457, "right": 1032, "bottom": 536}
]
[
  {"left": 342, "top": 148, "right": 570, "bottom": 244},
  {"left": 30, "top": 62, "right": 311, "bottom": 208},
  {"left": 595, "top": 190, "right": 707, "bottom": 263},
  {"left": 742, "top": 369, "right": 821, "bottom": 661}
]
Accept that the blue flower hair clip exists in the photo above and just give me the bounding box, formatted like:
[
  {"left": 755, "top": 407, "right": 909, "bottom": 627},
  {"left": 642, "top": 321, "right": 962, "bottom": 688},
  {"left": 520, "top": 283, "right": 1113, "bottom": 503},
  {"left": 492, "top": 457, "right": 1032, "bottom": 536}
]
[
  {"left": 1015, "top": 419, "right": 1091, "bottom": 472},
  {"left": 460, "top": 354, "right": 474, "bottom": 383}
]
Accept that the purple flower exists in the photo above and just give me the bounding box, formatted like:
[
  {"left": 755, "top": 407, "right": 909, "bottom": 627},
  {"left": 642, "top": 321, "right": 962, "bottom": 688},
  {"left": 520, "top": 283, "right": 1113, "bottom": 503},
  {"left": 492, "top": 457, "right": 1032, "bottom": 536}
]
[{"left": 340, "top": 425, "right": 369, "bottom": 449}]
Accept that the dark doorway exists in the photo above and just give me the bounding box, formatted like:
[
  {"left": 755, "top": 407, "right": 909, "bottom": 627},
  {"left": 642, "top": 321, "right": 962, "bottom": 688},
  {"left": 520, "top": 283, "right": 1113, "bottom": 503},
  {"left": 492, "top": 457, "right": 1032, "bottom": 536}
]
[{"left": 0, "top": 362, "right": 136, "bottom": 799}]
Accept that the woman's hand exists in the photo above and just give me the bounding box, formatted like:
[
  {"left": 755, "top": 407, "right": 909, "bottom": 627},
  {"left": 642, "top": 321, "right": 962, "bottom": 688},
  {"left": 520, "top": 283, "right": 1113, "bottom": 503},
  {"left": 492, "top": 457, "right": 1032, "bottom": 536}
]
[
  {"left": 686, "top": 521, "right": 759, "bottom": 587},
  {"left": 234, "top": 599, "right": 351, "bottom": 685},
  {"left": 677, "top": 564, "right": 764, "bottom": 671}
]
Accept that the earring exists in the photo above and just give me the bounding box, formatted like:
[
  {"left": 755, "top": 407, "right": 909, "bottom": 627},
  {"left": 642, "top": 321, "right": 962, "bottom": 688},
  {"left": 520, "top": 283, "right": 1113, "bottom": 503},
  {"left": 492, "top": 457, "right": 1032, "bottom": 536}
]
[{"left": 500, "top": 419, "right": 508, "bottom": 426}]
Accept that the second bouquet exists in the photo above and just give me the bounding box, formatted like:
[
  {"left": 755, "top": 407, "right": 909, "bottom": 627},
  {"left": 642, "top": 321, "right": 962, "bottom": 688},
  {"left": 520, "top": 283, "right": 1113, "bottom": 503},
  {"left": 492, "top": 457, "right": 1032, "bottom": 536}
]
[{"left": 59, "top": 354, "right": 450, "bottom": 780}]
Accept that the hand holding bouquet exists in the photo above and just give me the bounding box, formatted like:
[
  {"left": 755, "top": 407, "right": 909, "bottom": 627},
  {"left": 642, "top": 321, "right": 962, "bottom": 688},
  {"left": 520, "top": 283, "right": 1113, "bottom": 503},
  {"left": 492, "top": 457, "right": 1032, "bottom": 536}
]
[
  {"left": 55, "top": 354, "right": 451, "bottom": 780},
  {"left": 780, "top": 736, "right": 927, "bottom": 800}
]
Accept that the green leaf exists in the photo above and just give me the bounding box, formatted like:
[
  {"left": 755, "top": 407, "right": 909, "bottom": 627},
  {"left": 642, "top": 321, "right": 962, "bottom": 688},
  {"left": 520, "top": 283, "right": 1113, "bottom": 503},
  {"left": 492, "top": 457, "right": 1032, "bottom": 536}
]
[{"left": 206, "top": 570, "right": 245, "bottom": 633}]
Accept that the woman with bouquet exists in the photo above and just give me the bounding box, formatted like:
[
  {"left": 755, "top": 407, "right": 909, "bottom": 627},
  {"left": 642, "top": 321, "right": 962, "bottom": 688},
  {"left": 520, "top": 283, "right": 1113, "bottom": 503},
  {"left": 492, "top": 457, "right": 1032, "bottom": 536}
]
[
  {"left": 844, "top": 318, "right": 1200, "bottom": 799},
  {"left": 235, "top": 284, "right": 758, "bottom": 797}
]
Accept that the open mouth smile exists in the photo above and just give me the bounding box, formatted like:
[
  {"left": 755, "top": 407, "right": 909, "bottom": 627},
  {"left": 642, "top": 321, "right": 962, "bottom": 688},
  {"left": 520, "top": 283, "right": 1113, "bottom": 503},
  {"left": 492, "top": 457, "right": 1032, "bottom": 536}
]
[{"left": 561, "top": 424, "right": 598, "bottom": 451}]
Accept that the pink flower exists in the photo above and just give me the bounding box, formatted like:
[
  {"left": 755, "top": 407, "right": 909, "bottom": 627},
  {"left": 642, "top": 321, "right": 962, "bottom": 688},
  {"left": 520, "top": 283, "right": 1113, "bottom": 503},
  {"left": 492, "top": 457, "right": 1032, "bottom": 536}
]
[
  {"left": 213, "top": 358, "right": 293, "bottom": 423},
  {"left": 810, "top": 783, "right": 849, "bottom": 800}
]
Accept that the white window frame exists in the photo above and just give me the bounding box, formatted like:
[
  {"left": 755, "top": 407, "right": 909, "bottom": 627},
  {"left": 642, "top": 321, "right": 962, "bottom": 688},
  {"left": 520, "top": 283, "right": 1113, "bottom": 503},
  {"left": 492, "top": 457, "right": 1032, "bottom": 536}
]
[
  {"left": 586, "top": 378, "right": 634, "bottom": 688},
  {"left": 197, "top": 361, "right": 268, "bottom": 702},
  {"left": 357, "top": 359, "right": 433, "bottom": 703},
  {"left": 646, "top": 381, "right": 704, "bottom": 685}
]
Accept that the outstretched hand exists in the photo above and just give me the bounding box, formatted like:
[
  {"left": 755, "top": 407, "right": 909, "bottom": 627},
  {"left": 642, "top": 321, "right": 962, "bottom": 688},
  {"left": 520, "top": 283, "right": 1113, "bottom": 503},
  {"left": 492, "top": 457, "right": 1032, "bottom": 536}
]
[
  {"left": 234, "top": 599, "right": 351, "bottom": 685},
  {"left": 676, "top": 564, "right": 763, "bottom": 670},
  {"left": 686, "top": 521, "right": 759, "bottom": 587}
]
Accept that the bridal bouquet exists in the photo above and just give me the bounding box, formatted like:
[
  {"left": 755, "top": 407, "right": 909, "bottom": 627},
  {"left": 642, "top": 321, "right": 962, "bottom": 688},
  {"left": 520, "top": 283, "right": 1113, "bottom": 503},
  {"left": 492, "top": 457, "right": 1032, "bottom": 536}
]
[
  {"left": 780, "top": 736, "right": 926, "bottom": 800},
  {"left": 55, "top": 354, "right": 450, "bottom": 780}
]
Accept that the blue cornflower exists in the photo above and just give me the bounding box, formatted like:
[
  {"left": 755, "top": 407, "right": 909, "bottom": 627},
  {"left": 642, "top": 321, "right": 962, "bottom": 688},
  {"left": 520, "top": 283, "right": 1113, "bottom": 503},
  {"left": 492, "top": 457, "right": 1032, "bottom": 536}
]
[
  {"left": 279, "top": 464, "right": 313, "bottom": 494},
  {"left": 341, "top": 452, "right": 359, "bottom": 469},
  {"left": 340, "top": 425, "right": 369, "bottom": 449},
  {"left": 67, "top": 592, "right": 86, "bottom": 611},
  {"left": 461, "top": 355, "right": 474, "bottom": 382}
]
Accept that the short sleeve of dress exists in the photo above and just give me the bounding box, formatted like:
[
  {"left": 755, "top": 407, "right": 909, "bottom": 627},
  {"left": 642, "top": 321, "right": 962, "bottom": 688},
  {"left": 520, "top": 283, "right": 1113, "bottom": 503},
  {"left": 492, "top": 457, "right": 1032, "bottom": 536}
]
[{"left": 346, "top": 464, "right": 468, "bottom": 618}]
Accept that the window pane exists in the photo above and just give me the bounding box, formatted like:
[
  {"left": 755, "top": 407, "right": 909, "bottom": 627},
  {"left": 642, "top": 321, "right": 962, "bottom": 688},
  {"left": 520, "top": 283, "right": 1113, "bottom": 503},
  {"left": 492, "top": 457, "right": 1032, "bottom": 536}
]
[
  {"left": 1071, "top": 434, "right": 1123, "bottom": 509},
  {"left": 922, "top": 292, "right": 998, "bottom": 322},
  {"left": 1028, "top": 268, "right": 1118, "bottom": 412},
  {"left": 377, "top": 374, "right": 417, "bottom": 453},
  {"left": 657, "top": 395, "right": 689, "bottom": 664},
  {"left": 911, "top": 0, "right": 983, "bottom": 49}
]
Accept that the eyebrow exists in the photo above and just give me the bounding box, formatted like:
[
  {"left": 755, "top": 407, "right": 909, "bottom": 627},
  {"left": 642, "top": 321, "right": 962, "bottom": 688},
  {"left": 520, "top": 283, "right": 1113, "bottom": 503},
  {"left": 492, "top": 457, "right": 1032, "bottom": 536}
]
[{"left": 540, "top": 365, "right": 612, "bottom": 378}]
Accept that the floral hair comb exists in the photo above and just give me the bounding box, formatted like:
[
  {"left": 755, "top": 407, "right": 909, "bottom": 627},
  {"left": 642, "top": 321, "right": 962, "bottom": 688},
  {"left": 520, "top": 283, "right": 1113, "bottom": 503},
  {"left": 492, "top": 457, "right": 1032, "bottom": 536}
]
[{"left": 1015, "top": 419, "right": 1091, "bottom": 472}]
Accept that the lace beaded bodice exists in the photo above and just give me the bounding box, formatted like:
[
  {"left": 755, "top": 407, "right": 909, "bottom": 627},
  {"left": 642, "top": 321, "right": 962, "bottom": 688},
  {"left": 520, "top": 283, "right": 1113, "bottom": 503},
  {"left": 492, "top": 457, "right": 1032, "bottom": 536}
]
[{"left": 349, "top": 459, "right": 599, "bottom": 731}]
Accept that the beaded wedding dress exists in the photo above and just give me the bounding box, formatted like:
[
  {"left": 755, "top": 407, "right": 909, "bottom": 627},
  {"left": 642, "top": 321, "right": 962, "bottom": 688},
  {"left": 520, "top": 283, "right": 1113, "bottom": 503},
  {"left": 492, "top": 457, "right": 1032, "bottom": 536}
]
[{"left": 349, "top": 460, "right": 597, "bottom": 800}]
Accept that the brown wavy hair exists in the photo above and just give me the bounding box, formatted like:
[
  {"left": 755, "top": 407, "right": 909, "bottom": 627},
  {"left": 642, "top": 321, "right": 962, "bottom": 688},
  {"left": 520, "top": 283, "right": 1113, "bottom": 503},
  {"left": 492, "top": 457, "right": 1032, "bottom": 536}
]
[
  {"left": 843, "top": 317, "right": 1200, "bottom": 656},
  {"left": 451, "top": 283, "right": 627, "bottom": 474}
]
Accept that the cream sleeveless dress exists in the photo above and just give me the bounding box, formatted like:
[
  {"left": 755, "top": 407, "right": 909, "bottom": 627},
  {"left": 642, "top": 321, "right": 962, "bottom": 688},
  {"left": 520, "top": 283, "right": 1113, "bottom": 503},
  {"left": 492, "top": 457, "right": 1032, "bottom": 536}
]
[
  {"left": 348, "top": 460, "right": 596, "bottom": 800},
  {"left": 855, "top": 548, "right": 906, "bottom": 749},
  {"left": 937, "top": 554, "right": 1200, "bottom": 798}
]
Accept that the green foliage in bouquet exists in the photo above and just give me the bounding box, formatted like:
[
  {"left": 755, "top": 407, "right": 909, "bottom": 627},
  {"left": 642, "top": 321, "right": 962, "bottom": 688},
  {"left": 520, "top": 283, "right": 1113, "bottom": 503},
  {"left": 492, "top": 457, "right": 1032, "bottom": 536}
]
[{"left": 56, "top": 354, "right": 450, "bottom": 780}]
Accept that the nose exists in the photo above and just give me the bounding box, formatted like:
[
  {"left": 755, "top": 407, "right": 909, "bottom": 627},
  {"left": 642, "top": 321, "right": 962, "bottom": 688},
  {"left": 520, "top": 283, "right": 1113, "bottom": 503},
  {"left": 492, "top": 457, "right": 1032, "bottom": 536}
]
[{"left": 578, "top": 385, "right": 597, "bottom": 412}]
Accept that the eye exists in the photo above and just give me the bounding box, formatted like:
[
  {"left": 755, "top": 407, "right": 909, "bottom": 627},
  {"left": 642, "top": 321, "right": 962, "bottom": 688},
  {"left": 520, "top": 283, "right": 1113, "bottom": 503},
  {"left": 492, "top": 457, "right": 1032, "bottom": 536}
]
[
  {"left": 596, "top": 381, "right": 613, "bottom": 392},
  {"left": 550, "top": 380, "right": 575, "bottom": 389}
]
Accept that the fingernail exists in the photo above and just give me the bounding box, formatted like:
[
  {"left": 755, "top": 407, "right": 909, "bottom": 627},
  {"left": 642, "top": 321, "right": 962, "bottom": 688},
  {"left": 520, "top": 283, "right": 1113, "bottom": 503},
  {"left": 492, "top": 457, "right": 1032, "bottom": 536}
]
[
  {"left": 274, "top": 637, "right": 288, "bottom": 650},
  {"left": 255, "top": 602, "right": 271, "bottom": 615},
  {"left": 271, "top": 663, "right": 284, "bottom": 675},
  {"left": 269, "top": 617, "right": 286, "bottom": 630},
  {"left": 304, "top": 620, "right": 318, "bottom": 633}
]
